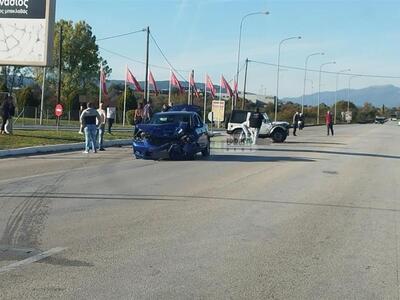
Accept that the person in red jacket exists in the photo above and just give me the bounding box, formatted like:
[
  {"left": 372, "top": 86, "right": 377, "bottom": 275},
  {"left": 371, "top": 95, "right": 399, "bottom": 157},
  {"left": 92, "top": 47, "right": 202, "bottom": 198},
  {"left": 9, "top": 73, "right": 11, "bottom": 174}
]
[{"left": 326, "top": 110, "right": 334, "bottom": 136}]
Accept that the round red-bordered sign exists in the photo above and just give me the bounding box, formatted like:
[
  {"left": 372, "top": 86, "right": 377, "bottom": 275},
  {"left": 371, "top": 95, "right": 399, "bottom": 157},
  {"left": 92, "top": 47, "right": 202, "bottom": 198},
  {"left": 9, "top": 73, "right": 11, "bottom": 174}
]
[{"left": 55, "top": 104, "right": 63, "bottom": 117}]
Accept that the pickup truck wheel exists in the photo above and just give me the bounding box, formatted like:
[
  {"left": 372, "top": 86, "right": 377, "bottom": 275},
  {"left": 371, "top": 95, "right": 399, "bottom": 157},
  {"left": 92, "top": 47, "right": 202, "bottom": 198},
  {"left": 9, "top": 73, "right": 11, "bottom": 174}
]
[
  {"left": 271, "top": 128, "right": 286, "bottom": 143},
  {"left": 232, "top": 128, "right": 245, "bottom": 144}
]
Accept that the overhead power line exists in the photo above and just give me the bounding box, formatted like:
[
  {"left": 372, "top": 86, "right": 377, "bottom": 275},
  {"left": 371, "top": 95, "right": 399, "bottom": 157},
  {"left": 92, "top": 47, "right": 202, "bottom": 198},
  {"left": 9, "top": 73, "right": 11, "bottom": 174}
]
[
  {"left": 99, "top": 46, "right": 188, "bottom": 72},
  {"left": 248, "top": 59, "right": 400, "bottom": 79},
  {"left": 97, "top": 28, "right": 146, "bottom": 41},
  {"left": 149, "top": 32, "right": 190, "bottom": 83}
]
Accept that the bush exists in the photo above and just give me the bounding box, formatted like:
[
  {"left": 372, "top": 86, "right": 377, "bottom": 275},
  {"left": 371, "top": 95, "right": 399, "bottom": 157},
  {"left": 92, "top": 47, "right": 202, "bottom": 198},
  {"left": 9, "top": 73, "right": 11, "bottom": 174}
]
[{"left": 126, "top": 109, "right": 135, "bottom": 125}]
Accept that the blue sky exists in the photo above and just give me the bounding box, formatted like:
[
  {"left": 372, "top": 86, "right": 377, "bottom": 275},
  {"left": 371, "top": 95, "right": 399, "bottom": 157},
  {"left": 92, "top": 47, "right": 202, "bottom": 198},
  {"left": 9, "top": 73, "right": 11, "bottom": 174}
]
[{"left": 57, "top": 0, "right": 400, "bottom": 98}]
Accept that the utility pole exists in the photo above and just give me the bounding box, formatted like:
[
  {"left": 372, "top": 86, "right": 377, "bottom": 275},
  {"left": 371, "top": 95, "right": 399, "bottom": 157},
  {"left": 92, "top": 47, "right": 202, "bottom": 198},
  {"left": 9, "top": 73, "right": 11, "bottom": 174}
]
[
  {"left": 242, "top": 58, "right": 249, "bottom": 110},
  {"left": 57, "top": 25, "right": 62, "bottom": 105},
  {"left": 191, "top": 69, "right": 194, "bottom": 105},
  {"left": 144, "top": 26, "right": 150, "bottom": 104},
  {"left": 40, "top": 67, "right": 46, "bottom": 125}
]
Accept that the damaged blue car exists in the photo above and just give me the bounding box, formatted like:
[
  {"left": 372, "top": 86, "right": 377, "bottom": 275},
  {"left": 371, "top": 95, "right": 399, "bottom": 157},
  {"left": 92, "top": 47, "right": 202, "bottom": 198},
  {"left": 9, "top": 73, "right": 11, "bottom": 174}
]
[{"left": 133, "top": 106, "right": 210, "bottom": 160}]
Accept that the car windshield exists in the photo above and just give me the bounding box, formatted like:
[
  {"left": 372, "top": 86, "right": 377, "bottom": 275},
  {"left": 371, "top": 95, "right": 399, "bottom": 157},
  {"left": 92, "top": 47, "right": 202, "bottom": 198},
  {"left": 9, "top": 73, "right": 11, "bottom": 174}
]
[{"left": 150, "top": 113, "right": 191, "bottom": 125}]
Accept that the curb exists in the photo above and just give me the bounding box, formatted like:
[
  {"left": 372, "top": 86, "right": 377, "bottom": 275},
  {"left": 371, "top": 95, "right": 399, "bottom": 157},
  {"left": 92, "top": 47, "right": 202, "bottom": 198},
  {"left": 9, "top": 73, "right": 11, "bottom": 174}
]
[{"left": 0, "top": 139, "right": 132, "bottom": 158}]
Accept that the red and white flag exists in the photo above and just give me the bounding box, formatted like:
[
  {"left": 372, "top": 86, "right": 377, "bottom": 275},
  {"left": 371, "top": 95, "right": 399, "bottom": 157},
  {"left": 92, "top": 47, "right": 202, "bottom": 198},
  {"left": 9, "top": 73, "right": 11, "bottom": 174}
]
[
  {"left": 206, "top": 75, "right": 216, "bottom": 98},
  {"left": 221, "top": 75, "right": 233, "bottom": 98},
  {"left": 100, "top": 67, "right": 108, "bottom": 96},
  {"left": 171, "top": 71, "right": 184, "bottom": 93},
  {"left": 190, "top": 72, "right": 200, "bottom": 99},
  {"left": 148, "top": 71, "right": 159, "bottom": 95},
  {"left": 127, "top": 68, "right": 143, "bottom": 92}
]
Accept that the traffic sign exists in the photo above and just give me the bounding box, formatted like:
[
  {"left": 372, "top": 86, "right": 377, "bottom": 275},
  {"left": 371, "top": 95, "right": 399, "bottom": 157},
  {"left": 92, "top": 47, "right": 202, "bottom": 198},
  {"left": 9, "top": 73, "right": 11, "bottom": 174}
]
[{"left": 55, "top": 104, "right": 63, "bottom": 117}]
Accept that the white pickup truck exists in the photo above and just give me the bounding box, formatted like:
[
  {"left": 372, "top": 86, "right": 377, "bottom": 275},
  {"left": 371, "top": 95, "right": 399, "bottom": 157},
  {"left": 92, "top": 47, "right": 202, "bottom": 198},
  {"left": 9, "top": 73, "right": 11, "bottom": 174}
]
[{"left": 226, "top": 110, "right": 290, "bottom": 143}]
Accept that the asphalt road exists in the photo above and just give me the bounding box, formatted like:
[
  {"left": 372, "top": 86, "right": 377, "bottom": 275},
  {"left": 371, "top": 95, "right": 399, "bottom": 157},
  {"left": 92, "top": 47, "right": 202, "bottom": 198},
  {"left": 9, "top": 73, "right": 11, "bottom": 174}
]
[{"left": 0, "top": 122, "right": 399, "bottom": 299}]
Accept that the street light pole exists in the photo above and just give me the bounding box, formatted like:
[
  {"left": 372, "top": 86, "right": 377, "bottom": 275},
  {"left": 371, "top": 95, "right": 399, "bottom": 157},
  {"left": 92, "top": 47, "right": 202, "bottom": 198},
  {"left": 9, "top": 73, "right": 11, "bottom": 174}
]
[
  {"left": 302, "top": 52, "right": 324, "bottom": 114},
  {"left": 275, "top": 36, "right": 302, "bottom": 122},
  {"left": 347, "top": 75, "right": 359, "bottom": 112},
  {"left": 317, "top": 61, "right": 336, "bottom": 124},
  {"left": 335, "top": 68, "right": 351, "bottom": 124},
  {"left": 235, "top": 11, "right": 269, "bottom": 110}
]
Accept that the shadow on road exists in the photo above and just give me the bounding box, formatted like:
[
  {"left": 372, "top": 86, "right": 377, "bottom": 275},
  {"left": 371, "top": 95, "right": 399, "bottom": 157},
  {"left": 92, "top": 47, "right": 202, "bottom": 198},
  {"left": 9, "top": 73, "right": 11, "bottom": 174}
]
[{"left": 209, "top": 154, "right": 315, "bottom": 163}]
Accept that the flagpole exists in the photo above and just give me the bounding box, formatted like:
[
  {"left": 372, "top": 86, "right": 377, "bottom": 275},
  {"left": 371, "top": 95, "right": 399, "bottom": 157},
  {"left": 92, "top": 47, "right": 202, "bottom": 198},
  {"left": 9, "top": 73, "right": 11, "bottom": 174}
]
[
  {"left": 219, "top": 75, "right": 222, "bottom": 101},
  {"left": 168, "top": 69, "right": 172, "bottom": 106},
  {"left": 188, "top": 72, "right": 191, "bottom": 105},
  {"left": 203, "top": 73, "right": 207, "bottom": 123},
  {"left": 147, "top": 70, "right": 150, "bottom": 103},
  {"left": 123, "top": 65, "right": 127, "bottom": 126},
  {"left": 218, "top": 75, "right": 222, "bottom": 128},
  {"left": 99, "top": 64, "right": 102, "bottom": 106}
]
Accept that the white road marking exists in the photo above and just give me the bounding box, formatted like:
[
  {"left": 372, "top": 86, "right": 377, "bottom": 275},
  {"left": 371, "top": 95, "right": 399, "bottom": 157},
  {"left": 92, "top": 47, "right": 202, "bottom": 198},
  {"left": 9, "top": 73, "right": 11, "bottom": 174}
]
[{"left": 0, "top": 247, "right": 67, "bottom": 274}]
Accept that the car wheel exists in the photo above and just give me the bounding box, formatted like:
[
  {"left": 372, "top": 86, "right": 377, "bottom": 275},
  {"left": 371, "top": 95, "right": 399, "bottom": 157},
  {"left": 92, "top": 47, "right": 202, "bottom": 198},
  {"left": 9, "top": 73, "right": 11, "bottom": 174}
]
[
  {"left": 271, "top": 128, "right": 286, "bottom": 143},
  {"left": 202, "top": 143, "right": 210, "bottom": 157}
]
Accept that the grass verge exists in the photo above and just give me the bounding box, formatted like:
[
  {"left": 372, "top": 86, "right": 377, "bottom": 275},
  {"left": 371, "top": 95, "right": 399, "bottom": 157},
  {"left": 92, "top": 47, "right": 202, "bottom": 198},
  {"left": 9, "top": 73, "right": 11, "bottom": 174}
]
[{"left": 0, "top": 130, "right": 133, "bottom": 150}]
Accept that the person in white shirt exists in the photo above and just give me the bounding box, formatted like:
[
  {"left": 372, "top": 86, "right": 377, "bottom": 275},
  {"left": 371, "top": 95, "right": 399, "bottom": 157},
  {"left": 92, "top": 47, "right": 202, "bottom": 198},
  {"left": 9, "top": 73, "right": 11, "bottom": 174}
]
[
  {"left": 97, "top": 102, "right": 107, "bottom": 151},
  {"left": 106, "top": 106, "right": 116, "bottom": 134}
]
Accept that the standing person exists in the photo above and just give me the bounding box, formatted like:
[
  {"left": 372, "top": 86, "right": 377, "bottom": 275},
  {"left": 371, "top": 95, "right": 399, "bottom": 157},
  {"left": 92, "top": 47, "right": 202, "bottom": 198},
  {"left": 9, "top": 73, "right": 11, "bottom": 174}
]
[
  {"left": 249, "top": 108, "right": 263, "bottom": 145},
  {"left": 4, "top": 96, "right": 15, "bottom": 134},
  {"left": 80, "top": 102, "right": 101, "bottom": 153},
  {"left": 134, "top": 103, "right": 144, "bottom": 125},
  {"left": 106, "top": 106, "right": 116, "bottom": 134},
  {"left": 326, "top": 110, "right": 334, "bottom": 136},
  {"left": 298, "top": 113, "right": 305, "bottom": 130},
  {"left": 1, "top": 96, "right": 11, "bottom": 135},
  {"left": 78, "top": 104, "right": 84, "bottom": 134},
  {"left": 292, "top": 112, "right": 300, "bottom": 136},
  {"left": 97, "top": 102, "right": 106, "bottom": 151},
  {"left": 143, "top": 100, "right": 153, "bottom": 123}
]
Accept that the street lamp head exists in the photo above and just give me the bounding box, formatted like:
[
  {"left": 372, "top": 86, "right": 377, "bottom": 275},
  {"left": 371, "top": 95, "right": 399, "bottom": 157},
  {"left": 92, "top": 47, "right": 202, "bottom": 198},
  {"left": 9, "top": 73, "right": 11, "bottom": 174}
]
[
  {"left": 321, "top": 52, "right": 325, "bottom": 55},
  {"left": 298, "top": 36, "right": 302, "bottom": 39},
  {"left": 263, "top": 11, "right": 270, "bottom": 15}
]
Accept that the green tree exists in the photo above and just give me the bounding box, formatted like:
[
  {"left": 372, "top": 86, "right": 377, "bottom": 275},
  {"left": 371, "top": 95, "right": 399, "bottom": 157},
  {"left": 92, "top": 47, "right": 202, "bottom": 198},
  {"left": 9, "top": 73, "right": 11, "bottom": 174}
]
[
  {"left": 35, "top": 20, "right": 111, "bottom": 111},
  {"left": 358, "top": 102, "right": 377, "bottom": 122},
  {"left": 16, "top": 86, "right": 40, "bottom": 108},
  {"left": 116, "top": 87, "right": 137, "bottom": 112}
]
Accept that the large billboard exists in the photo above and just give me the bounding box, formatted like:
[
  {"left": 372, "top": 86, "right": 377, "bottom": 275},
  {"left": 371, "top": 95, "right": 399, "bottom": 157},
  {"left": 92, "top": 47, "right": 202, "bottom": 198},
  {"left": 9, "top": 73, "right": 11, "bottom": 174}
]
[{"left": 0, "top": 0, "right": 56, "bottom": 66}]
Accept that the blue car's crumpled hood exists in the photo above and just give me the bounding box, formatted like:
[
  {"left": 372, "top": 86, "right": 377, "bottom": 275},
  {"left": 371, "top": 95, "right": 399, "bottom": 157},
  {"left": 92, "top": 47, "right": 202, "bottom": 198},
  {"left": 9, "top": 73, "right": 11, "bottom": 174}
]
[{"left": 136, "top": 123, "right": 185, "bottom": 139}]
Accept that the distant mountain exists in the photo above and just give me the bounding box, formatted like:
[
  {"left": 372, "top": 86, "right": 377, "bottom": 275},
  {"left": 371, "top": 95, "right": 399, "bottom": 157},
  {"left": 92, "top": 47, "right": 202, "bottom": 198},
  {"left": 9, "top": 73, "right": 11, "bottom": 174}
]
[
  {"left": 283, "top": 84, "right": 400, "bottom": 108},
  {"left": 109, "top": 80, "right": 400, "bottom": 108}
]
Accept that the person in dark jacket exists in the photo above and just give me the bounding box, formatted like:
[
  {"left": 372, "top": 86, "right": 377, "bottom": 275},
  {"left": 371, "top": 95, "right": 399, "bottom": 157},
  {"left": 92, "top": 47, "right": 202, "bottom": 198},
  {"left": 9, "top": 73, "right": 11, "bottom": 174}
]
[
  {"left": 298, "top": 113, "right": 305, "bottom": 130},
  {"left": 292, "top": 112, "right": 300, "bottom": 136},
  {"left": 1, "top": 96, "right": 13, "bottom": 135},
  {"left": 80, "top": 102, "right": 101, "bottom": 153},
  {"left": 249, "top": 108, "right": 263, "bottom": 145}
]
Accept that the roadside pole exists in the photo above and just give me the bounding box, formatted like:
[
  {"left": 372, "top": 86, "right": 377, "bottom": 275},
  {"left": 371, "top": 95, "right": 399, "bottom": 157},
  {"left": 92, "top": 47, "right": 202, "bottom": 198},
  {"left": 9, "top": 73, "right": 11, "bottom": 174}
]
[
  {"left": 40, "top": 67, "right": 46, "bottom": 125},
  {"left": 188, "top": 71, "right": 191, "bottom": 105},
  {"left": 123, "top": 65, "right": 127, "bottom": 126},
  {"left": 144, "top": 26, "right": 150, "bottom": 104},
  {"left": 57, "top": 25, "right": 63, "bottom": 126},
  {"left": 168, "top": 69, "right": 172, "bottom": 106},
  {"left": 218, "top": 76, "right": 222, "bottom": 128},
  {"left": 203, "top": 73, "right": 207, "bottom": 123},
  {"left": 242, "top": 58, "right": 249, "bottom": 110}
]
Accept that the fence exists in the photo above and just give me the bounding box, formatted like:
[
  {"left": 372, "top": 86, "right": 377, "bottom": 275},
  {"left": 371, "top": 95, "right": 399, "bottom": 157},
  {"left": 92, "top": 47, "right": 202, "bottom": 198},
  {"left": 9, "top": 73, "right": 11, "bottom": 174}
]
[{"left": 12, "top": 106, "right": 128, "bottom": 127}]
